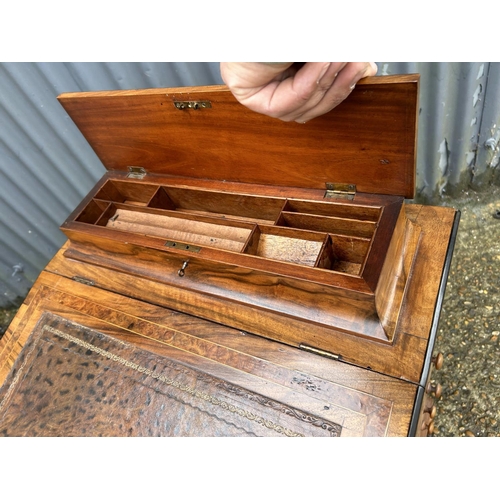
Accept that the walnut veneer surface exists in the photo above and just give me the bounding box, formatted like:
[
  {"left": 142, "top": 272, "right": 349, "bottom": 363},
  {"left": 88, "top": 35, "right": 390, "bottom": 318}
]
[
  {"left": 0, "top": 267, "right": 417, "bottom": 437},
  {"left": 59, "top": 203, "right": 457, "bottom": 382},
  {"left": 0, "top": 202, "right": 456, "bottom": 437}
]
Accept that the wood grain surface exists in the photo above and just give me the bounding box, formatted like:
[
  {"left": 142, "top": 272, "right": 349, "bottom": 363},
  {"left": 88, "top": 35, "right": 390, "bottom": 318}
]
[
  {"left": 57, "top": 76, "right": 418, "bottom": 198},
  {"left": 0, "top": 272, "right": 418, "bottom": 436},
  {"left": 54, "top": 203, "right": 456, "bottom": 382}
]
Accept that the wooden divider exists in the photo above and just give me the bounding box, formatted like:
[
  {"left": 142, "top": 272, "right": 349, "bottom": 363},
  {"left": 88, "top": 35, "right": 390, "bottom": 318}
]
[{"left": 73, "top": 180, "right": 383, "bottom": 276}]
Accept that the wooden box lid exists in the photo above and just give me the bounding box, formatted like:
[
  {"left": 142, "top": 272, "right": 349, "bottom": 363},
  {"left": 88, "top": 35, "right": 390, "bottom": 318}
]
[{"left": 58, "top": 74, "right": 419, "bottom": 198}]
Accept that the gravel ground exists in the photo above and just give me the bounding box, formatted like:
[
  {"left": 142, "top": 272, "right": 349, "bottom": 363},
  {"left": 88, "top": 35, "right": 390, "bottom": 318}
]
[
  {"left": 431, "top": 184, "right": 500, "bottom": 437},
  {"left": 0, "top": 304, "right": 19, "bottom": 340},
  {"left": 0, "top": 187, "right": 498, "bottom": 437}
]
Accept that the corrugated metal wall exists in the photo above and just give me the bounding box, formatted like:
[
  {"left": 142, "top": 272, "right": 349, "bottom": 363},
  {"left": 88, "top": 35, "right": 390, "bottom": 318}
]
[
  {"left": 0, "top": 62, "right": 223, "bottom": 306},
  {"left": 379, "top": 62, "right": 500, "bottom": 197},
  {"left": 1, "top": 62, "right": 499, "bottom": 305}
]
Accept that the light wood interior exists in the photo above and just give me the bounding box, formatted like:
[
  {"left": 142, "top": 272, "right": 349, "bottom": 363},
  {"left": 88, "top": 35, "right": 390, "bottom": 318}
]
[
  {"left": 107, "top": 208, "right": 253, "bottom": 252},
  {"left": 242, "top": 225, "right": 328, "bottom": 267}
]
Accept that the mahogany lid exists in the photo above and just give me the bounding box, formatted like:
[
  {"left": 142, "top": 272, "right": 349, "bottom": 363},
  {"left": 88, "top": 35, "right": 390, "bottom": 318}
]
[{"left": 58, "top": 74, "right": 419, "bottom": 198}]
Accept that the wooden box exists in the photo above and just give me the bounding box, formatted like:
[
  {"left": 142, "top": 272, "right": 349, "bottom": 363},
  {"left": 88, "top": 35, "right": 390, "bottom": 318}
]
[{"left": 0, "top": 75, "right": 459, "bottom": 436}]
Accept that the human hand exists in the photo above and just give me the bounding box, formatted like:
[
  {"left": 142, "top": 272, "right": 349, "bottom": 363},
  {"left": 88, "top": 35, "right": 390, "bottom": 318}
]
[{"left": 220, "top": 62, "right": 378, "bottom": 123}]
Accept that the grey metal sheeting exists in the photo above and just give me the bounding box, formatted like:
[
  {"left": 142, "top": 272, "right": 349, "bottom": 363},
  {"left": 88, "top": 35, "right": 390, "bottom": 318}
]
[
  {"left": 0, "top": 62, "right": 499, "bottom": 305},
  {"left": 379, "top": 62, "right": 500, "bottom": 197}
]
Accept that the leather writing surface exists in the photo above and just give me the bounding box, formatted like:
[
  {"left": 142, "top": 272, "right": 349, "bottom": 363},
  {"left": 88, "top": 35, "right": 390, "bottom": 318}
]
[{"left": 0, "top": 313, "right": 341, "bottom": 437}]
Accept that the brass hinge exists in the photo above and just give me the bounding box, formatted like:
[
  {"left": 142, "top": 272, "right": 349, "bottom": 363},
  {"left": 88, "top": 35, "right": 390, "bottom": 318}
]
[
  {"left": 325, "top": 182, "right": 356, "bottom": 200},
  {"left": 173, "top": 100, "right": 212, "bottom": 110},
  {"left": 72, "top": 276, "right": 95, "bottom": 287},
  {"left": 299, "top": 344, "right": 341, "bottom": 360},
  {"left": 127, "top": 166, "right": 147, "bottom": 179}
]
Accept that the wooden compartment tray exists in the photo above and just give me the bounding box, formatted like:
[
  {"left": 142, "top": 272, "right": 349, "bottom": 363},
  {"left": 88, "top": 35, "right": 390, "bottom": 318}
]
[
  {"left": 62, "top": 173, "right": 419, "bottom": 349},
  {"left": 52, "top": 75, "right": 457, "bottom": 382},
  {"left": 73, "top": 179, "right": 381, "bottom": 273}
]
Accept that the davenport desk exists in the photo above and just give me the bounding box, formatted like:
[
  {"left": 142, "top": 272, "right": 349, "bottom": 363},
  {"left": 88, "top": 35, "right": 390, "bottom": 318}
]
[{"left": 0, "top": 75, "right": 459, "bottom": 436}]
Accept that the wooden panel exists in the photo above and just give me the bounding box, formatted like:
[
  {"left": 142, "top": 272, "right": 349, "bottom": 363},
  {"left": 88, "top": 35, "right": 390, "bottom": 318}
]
[
  {"left": 0, "top": 274, "right": 417, "bottom": 436},
  {"left": 397, "top": 205, "right": 458, "bottom": 338},
  {"left": 58, "top": 238, "right": 391, "bottom": 344},
  {"left": 57, "top": 75, "right": 418, "bottom": 198},
  {"left": 375, "top": 205, "right": 422, "bottom": 340},
  {"left": 51, "top": 203, "right": 456, "bottom": 381},
  {"left": 41, "top": 242, "right": 427, "bottom": 380},
  {"left": 107, "top": 209, "right": 252, "bottom": 252}
]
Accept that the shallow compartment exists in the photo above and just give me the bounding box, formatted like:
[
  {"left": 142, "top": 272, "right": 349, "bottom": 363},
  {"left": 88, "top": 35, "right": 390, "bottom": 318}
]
[
  {"left": 277, "top": 211, "right": 377, "bottom": 239},
  {"left": 95, "top": 180, "right": 159, "bottom": 206},
  {"left": 243, "top": 225, "right": 328, "bottom": 267},
  {"left": 75, "top": 183, "right": 376, "bottom": 277},
  {"left": 103, "top": 206, "right": 253, "bottom": 252},
  {"left": 283, "top": 199, "right": 381, "bottom": 222},
  {"left": 149, "top": 186, "right": 285, "bottom": 224},
  {"left": 76, "top": 199, "right": 109, "bottom": 224},
  {"left": 321, "top": 235, "right": 371, "bottom": 275}
]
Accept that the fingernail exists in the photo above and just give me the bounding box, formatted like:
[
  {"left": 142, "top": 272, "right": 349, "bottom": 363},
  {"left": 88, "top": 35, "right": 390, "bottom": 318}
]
[
  {"left": 350, "top": 83, "right": 356, "bottom": 90},
  {"left": 317, "top": 63, "right": 331, "bottom": 84},
  {"left": 370, "top": 62, "right": 378, "bottom": 74}
]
